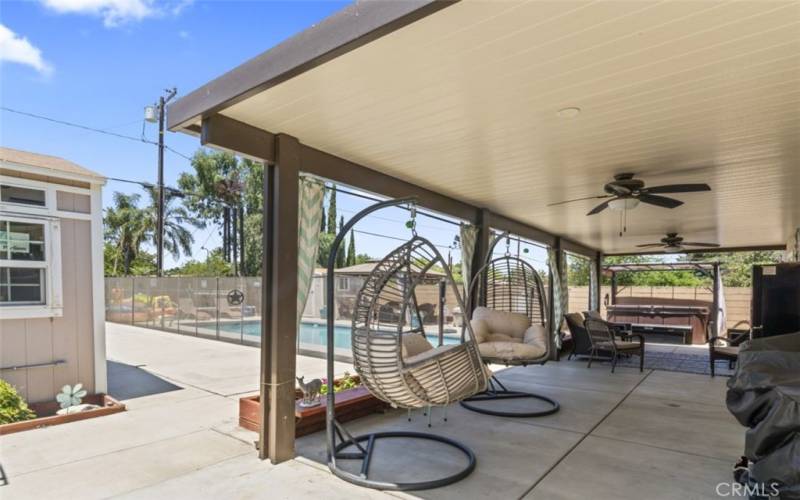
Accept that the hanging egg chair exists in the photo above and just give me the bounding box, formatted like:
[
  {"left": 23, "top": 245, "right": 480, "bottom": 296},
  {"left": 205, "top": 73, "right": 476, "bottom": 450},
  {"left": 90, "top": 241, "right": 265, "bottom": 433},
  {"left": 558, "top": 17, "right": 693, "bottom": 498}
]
[
  {"left": 459, "top": 233, "right": 560, "bottom": 417},
  {"left": 325, "top": 198, "right": 488, "bottom": 491}
]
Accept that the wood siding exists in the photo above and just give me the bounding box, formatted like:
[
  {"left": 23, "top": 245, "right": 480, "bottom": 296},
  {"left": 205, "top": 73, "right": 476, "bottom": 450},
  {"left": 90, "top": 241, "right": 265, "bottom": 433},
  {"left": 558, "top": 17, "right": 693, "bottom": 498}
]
[
  {"left": 0, "top": 219, "right": 95, "bottom": 403},
  {"left": 56, "top": 191, "right": 91, "bottom": 213}
]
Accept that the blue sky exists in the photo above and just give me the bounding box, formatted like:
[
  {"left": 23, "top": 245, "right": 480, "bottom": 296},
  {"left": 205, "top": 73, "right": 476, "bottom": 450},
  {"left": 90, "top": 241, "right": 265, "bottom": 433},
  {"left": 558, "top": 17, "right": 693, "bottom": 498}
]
[{"left": 0, "top": 0, "right": 549, "bottom": 271}]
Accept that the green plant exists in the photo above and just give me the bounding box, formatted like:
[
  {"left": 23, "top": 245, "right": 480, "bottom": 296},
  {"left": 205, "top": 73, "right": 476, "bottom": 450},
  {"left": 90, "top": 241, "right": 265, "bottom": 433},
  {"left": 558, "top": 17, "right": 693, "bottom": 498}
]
[
  {"left": 319, "top": 371, "right": 361, "bottom": 395},
  {"left": 0, "top": 379, "right": 36, "bottom": 424}
]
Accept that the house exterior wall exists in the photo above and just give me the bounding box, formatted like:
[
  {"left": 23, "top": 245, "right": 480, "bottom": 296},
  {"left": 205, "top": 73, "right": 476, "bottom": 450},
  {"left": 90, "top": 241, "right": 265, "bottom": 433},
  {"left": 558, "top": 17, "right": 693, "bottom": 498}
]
[{"left": 1, "top": 171, "right": 105, "bottom": 404}]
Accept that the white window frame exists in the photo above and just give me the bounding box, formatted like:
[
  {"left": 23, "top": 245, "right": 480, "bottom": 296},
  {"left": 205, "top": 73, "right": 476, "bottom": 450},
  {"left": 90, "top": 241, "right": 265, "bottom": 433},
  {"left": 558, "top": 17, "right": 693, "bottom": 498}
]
[
  {"left": 337, "top": 277, "right": 350, "bottom": 291},
  {"left": 0, "top": 214, "right": 63, "bottom": 318},
  {"left": 0, "top": 176, "right": 80, "bottom": 319}
]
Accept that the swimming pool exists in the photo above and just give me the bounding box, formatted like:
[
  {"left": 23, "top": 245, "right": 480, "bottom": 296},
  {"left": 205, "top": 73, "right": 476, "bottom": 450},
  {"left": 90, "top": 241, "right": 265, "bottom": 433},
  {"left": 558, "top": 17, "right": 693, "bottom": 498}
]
[{"left": 218, "top": 320, "right": 458, "bottom": 349}]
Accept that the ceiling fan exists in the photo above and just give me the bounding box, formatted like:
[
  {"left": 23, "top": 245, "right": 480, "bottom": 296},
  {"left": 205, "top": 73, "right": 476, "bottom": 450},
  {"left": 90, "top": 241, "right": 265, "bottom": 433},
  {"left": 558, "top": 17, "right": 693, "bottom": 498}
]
[
  {"left": 548, "top": 173, "right": 711, "bottom": 216},
  {"left": 636, "top": 232, "right": 720, "bottom": 253}
]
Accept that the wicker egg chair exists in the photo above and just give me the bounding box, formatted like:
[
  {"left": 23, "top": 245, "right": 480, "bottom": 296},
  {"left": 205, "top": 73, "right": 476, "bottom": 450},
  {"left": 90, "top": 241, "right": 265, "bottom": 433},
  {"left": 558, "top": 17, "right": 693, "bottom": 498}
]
[
  {"left": 459, "top": 234, "right": 560, "bottom": 417},
  {"left": 325, "top": 198, "right": 488, "bottom": 491}
]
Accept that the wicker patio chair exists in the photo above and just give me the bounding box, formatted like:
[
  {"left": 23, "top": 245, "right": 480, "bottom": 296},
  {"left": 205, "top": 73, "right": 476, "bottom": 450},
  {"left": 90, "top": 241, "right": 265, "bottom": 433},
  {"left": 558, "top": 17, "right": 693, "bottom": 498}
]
[{"left": 583, "top": 318, "right": 645, "bottom": 372}]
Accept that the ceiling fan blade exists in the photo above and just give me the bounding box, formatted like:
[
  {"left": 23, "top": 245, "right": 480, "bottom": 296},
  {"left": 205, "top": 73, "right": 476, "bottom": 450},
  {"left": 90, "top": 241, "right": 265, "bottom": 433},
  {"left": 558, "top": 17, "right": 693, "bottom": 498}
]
[
  {"left": 587, "top": 200, "right": 611, "bottom": 215},
  {"left": 635, "top": 243, "right": 665, "bottom": 248},
  {"left": 638, "top": 194, "right": 684, "bottom": 209},
  {"left": 680, "top": 242, "right": 720, "bottom": 247},
  {"left": 547, "top": 195, "right": 612, "bottom": 207},
  {"left": 645, "top": 183, "right": 711, "bottom": 194}
]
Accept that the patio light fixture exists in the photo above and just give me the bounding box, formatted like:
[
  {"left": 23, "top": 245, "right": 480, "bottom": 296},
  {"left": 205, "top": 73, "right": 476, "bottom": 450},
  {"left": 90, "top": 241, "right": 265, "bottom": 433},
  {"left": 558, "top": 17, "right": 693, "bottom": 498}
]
[
  {"left": 608, "top": 197, "right": 640, "bottom": 211},
  {"left": 557, "top": 107, "right": 581, "bottom": 118}
]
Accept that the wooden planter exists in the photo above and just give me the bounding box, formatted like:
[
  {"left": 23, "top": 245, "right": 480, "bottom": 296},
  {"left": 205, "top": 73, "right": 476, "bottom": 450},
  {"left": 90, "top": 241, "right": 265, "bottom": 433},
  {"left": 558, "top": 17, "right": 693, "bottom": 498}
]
[
  {"left": 0, "top": 394, "right": 126, "bottom": 436},
  {"left": 239, "top": 377, "right": 387, "bottom": 437}
]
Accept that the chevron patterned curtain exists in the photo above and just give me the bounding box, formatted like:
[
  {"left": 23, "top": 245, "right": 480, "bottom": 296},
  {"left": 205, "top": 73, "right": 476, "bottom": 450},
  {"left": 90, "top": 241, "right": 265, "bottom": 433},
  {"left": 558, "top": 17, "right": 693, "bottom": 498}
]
[
  {"left": 589, "top": 258, "right": 599, "bottom": 312},
  {"left": 547, "top": 248, "right": 568, "bottom": 349},
  {"left": 296, "top": 177, "right": 325, "bottom": 324},
  {"left": 787, "top": 227, "right": 800, "bottom": 262},
  {"left": 459, "top": 223, "right": 479, "bottom": 298}
]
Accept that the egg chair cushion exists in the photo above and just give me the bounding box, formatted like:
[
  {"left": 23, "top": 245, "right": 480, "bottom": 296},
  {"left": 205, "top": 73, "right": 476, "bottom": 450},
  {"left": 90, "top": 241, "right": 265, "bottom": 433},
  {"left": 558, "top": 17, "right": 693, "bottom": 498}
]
[
  {"left": 402, "top": 333, "right": 434, "bottom": 359},
  {"left": 472, "top": 307, "right": 530, "bottom": 340},
  {"left": 470, "top": 307, "right": 548, "bottom": 362},
  {"left": 478, "top": 341, "right": 546, "bottom": 361}
]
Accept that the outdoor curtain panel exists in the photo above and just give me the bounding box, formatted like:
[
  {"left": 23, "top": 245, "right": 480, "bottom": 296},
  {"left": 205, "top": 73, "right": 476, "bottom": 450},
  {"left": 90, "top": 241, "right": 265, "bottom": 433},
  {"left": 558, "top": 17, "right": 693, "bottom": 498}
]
[
  {"left": 296, "top": 177, "right": 325, "bottom": 323},
  {"left": 547, "top": 248, "right": 568, "bottom": 349},
  {"left": 459, "top": 223, "right": 479, "bottom": 298},
  {"left": 787, "top": 227, "right": 800, "bottom": 262},
  {"left": 589, "top": 258, "right": 599, "bottom": 312}
]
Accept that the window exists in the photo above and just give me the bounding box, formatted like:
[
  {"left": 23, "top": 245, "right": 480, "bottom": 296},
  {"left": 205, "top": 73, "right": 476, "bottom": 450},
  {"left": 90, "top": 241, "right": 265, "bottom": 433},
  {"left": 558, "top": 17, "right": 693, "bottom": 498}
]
[
  {"left": 337, "top": 277, "right": 350, "bottom": 291},
  {"left": 0, "top": 219, "right": 50, "bottom": 306},
  {"left": 1, "top": 184, "right": 46, "bottom": 207}
]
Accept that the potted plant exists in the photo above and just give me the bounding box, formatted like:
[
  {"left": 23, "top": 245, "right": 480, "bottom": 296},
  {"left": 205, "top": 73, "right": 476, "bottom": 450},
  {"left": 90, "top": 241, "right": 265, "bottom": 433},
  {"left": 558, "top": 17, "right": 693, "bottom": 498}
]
[
  {"left": 0, "top": 382, "right": 126, "bottom": 436},
  {"left": 239, "top": 372, "right": 387, "bottom": 436}
]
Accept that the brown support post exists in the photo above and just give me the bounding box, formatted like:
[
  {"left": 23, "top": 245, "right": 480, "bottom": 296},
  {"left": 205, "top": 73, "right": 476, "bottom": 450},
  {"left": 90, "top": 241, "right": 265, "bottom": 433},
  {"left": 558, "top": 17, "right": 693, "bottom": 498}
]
[
  {"left": 258, "top": 133, "right": 300, "bottom": 463},
  {"left": 469, "top": 208, "right": 490, "bottom": 313}
]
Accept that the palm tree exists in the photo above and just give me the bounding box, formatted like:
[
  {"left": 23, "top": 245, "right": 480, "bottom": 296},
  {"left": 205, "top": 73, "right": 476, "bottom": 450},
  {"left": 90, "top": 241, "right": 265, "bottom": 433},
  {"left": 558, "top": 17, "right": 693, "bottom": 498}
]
[
  {"left": 104, "top": 192, "right": 150, "bottom": 275},
  {"left": 143, "top": 188, "right": 204, "bottom": 262},
  {"left": 104, "top": 189, "right": 204, "bottom": 275}
]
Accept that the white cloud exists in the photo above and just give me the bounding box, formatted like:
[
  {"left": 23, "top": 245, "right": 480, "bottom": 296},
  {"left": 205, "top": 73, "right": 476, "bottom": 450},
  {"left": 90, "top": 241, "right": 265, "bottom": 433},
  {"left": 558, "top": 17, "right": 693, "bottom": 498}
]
[
  {"left": 40, "top": 0, "right": 193, "bottom": 28},
  {"left": 0, "top": 24, "right": 53, "bottom": 76}
]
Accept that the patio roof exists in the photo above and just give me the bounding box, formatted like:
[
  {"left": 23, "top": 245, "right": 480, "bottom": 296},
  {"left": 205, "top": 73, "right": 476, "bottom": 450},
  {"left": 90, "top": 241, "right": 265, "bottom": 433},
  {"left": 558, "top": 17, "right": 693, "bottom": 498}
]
[{"left": 170, "top": 0, "right": 799, "bottom": 255}]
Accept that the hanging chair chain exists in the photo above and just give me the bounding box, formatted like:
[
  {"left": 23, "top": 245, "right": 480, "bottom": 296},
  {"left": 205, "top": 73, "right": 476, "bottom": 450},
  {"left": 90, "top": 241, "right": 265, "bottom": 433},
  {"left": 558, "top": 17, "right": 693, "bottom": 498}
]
[{"left": 406, "top": 202, "right": 418, "bottom": 237}]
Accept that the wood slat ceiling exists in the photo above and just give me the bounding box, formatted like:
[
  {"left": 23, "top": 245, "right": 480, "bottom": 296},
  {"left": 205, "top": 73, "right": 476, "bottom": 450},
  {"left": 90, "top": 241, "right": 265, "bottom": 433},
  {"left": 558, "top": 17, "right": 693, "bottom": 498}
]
[{"left": 221, "top": 0, "right": 800, "bottom": 253}]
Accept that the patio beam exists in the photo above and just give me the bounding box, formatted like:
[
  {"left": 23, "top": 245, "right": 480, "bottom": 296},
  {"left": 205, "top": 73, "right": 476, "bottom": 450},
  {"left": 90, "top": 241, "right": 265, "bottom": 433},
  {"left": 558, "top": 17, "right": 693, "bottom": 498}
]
[
  {"left": 605, "top": 244, "right": 786, "bottom": 257},
  {"left": 259, "top": 133, "right": 300, "bottom": 463},
  {"left": 487, "top": 212, "right": 556, "bottom": 248},
  {"left": 300, "top": 145, "right": 479, "bottom": 224},
  {"left": 561, "top": 238, "right": 597, "bottom": 259},
  {"left": 168, "top": 0, "right": 459, "bottom": 131},
  {"left": 201, "top": 115, "right": 275, "bottom": 163}
]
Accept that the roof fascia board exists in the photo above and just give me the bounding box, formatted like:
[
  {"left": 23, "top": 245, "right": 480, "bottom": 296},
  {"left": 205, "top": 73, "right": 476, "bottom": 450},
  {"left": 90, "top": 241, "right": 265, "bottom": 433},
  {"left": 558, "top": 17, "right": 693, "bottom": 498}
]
[{"left": 168, "top": 0, "right": 458, "bottom": 131}]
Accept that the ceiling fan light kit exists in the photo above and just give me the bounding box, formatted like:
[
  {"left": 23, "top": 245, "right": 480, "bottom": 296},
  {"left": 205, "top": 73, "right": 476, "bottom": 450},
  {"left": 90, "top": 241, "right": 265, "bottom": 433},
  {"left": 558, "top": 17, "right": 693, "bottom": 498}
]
[{"left": 608, "top": 197, "right": 640, "bottom": 211}]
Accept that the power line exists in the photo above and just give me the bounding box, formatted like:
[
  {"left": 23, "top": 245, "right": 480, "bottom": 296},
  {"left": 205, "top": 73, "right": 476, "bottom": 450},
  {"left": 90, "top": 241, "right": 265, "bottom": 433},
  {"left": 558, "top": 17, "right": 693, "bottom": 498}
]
[
  {"left": 352, "top": 229, "right": 453, "bottom": 251},
  {"left": 1, "top": 106, "right": 192, "bottom": 161}
]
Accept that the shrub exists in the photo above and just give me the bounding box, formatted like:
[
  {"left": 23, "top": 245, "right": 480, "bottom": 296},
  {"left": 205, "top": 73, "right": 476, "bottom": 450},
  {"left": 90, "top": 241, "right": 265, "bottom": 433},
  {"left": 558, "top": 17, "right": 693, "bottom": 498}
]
[
  {"left": 0, "top": 379, "right": 36, "bottom": 424},
  {"left": 319, "top": 371, "right": 360, "bottom": 395}
]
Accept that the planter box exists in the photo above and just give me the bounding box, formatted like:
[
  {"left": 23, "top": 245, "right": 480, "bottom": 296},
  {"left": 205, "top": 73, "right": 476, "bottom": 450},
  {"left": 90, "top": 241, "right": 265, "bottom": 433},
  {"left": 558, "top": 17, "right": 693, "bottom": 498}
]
[
  {"left": 0, "top": 394, "right": 126, "bottom": 436},
  {"left": 239, "top": 379, "right": 387, "bottom": 437}
]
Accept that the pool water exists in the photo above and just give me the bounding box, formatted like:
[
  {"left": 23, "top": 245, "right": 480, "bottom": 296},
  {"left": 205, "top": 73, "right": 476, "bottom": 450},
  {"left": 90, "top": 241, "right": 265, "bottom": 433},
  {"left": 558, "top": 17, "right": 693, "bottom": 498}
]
[{"left": 219, "top": 320, "right": 458, "bottom": 349}]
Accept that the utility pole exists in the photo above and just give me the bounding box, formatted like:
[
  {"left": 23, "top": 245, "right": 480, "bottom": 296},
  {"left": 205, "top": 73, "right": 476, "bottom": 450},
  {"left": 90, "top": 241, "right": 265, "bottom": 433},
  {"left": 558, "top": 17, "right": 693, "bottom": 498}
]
[{"left": 148, "top": 88, "right": 177, "bottom": 277}]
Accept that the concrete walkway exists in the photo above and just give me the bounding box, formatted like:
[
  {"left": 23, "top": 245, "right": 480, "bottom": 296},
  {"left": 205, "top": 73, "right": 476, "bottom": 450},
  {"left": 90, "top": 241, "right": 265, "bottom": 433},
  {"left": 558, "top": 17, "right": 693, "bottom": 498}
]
[{"left": 0, "top": 323, "right": 743, "bottom": 499}]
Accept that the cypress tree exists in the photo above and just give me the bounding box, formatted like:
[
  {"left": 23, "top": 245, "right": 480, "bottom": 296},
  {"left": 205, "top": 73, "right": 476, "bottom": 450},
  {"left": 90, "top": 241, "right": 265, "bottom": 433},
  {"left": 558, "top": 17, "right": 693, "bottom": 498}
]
[
  {"left": 320, "top": 205, "right": 326, "bottom": 233},
  {"left": 327, "top": 189, "right": 337, "bottom": 235},
  {"left": 336, "top": 216, "right": 346, "bottom": 268},
  {"left": 346, "top": 230, "right": 356, "bottom": 266}
]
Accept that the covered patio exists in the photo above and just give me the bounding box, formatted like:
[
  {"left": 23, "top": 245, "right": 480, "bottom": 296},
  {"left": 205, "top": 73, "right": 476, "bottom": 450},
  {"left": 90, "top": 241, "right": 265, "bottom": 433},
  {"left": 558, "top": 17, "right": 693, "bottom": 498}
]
[{"left": 163, "top": 0, "right": 797, "bottom": 497}]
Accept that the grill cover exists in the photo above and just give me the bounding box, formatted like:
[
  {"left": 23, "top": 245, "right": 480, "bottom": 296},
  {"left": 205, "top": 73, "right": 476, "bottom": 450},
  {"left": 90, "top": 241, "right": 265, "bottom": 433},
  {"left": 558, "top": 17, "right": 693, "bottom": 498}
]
[{"left": 726, "top": 332, "right": 800, "bottom": 499}]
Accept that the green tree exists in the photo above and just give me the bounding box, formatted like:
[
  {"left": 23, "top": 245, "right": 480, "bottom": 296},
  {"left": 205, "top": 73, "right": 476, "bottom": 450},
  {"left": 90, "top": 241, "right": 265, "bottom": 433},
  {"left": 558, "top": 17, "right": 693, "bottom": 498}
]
[
  {"left": 178, "top": 148, "right": 264, "bottom": 275},
  {"left": 317, "top": 232, "right": 335, "bottom": 268},
  {"left": 327, "top": 188, "right": 337, "bottom": 235},
  {"left": 320, "top": 205, "right": 326, "bottom": 233},
  {"left": 104, "top": 243, "right": 156, "bottom": 277},
  {"left": 104, "top": 192, "right": 150, "bottom": 275},
  {"left": 143, "top": 188, "right": 202, "bottom": 262},
  {"left": 683, "top": 250, "right": 783, "bottom": 287},
  {"left": 346, "top": 230, "right": 356, "bottom": 266},
  {"left": 104, "top": 189, "right": 202, "bottom": 276},
  {"left": 169, "top": 249, "right": 233, "bottom": 276},
  {"left": 336, "top": 216, "right": 346, "bottom": 268}
]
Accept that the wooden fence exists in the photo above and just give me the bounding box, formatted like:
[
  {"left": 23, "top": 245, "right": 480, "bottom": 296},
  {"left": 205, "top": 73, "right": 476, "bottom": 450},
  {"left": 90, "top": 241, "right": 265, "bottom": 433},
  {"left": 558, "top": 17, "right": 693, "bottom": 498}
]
[{"left": 568, "top": 286, "right": 752, "bottom": 328}]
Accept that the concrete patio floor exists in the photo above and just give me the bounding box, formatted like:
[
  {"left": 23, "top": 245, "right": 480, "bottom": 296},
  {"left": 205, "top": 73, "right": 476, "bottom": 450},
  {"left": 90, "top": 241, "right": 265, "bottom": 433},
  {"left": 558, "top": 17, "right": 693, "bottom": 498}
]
[{"left": 0, "top": 323, "right": 743, "bottom": 499}]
